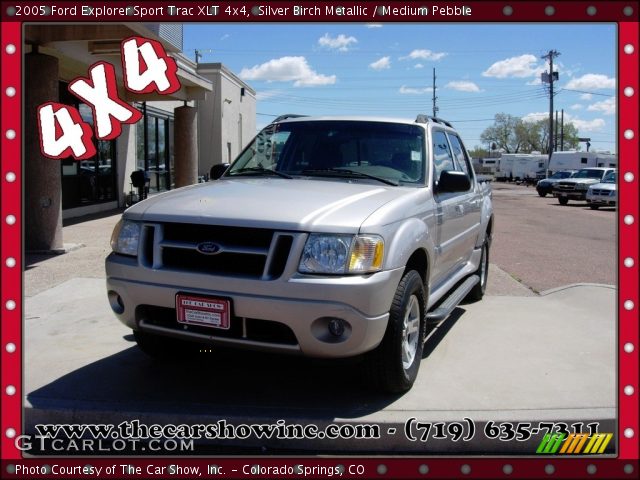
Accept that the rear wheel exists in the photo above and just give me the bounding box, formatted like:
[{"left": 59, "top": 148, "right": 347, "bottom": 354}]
[
  {"left": 590, "top": 205, "right": 600, "bottom": 210},
  {"left": 558, "top": 197, "right": 569, "bottom": 205},
  {"left": 366, "top": 270, "right": 426, "bottom": 393},
  {"left": 466, "top": 238, "right": 490, "bottom": 302}
]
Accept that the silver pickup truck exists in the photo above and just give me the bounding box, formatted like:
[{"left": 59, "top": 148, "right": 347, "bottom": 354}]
[{"left": 106, "top": 115, "right": 494, "bottom": 392}]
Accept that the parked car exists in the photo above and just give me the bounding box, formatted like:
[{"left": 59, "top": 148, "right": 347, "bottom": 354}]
[
  {"left": 553, "top": 167, "right": 616, "bottom": 205},
  {"left": 535, "top": 170, "right": 578, "bottom": 197},
  {"left": 106, "top": 114, "right": 494, "bottom": 393},
  {"left": 586, "top": 171, "right": 617, "bottom": 209}
]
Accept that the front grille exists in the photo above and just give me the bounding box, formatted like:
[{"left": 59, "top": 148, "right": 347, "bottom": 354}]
[
  {"left": 146, "top": 222, "right": 295, "bottom": 279},
  {"left": 591, "top": 189, "right": 611, "bottom": 196},
  {"left": 556, "top": 182, "right": 576, "bottom": 191},
  {"left": 137, "top": 305, "right": 298, "bottom": 346}
]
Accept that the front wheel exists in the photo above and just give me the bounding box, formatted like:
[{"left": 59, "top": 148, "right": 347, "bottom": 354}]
[
  {"left": 538, "top": 191, "right": 546, "bottom": 197},
  {"left": 589, "top": 205, "right": 600, "bottom": 210},
  {"left": 558, "top": 197, "right": 569, "bottom": 205},
  {"left": 366, "top": 270, "right": 426, "bottom": 393}
]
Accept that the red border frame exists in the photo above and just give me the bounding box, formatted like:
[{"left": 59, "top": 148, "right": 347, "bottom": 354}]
[{"left": 1, "top": 2, "right": 638, "bottom": 477}]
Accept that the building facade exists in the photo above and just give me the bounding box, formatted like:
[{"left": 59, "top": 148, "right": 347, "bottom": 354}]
[
  {"left": 24, "top": 24, "right": 255, "bottom": 251},
  {"left": 196, "top": 63, "right": 256, "bottom": 175}
]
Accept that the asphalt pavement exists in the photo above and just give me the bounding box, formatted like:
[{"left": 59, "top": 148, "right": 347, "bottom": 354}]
[{"left": 22, "top": 202, "right": 617, "bottom": 455}]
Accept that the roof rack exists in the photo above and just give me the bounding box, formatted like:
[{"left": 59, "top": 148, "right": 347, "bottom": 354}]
[
  {"left": 415, "top": 114, "right": 453, "bottom": 128},
  {"left": 271, "top": 114, "right": 308, "bottom": 123}
]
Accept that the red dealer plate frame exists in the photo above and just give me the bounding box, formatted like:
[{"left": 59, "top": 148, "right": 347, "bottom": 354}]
[{"left": 175, "top": 293, "right": 231, "bottom": 330}]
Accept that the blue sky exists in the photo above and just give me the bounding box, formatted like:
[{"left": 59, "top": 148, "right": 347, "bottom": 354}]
[{"left": 184, "top": 23, "right": 617, "bottom": 153}]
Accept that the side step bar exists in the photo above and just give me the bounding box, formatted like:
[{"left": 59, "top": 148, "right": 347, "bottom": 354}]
[{"left": 426, "top": 275, "right": 480, "bottom": 324}]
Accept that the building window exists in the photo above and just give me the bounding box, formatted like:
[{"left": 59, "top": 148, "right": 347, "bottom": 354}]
[
  {"left": 59, "top": 83, "right": 117, "bottom": 210},
  {"left": 135, "top": 103, "right": 174, "bottom": 193}
]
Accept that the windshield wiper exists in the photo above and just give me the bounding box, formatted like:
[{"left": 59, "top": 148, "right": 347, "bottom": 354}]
[
  {"left": 229, "top": 166, "right": 293, "bottom": 179},
  {"left": 302, "top": 168, "right": 398, "bottom": 186}
]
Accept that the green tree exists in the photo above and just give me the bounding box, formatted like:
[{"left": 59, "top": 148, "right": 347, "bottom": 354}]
[
  {"left": 480, "top": 113, "right": 525, "bottom": 153},
  {"left": 481, "top": 114, "right": 581, "bottom": 154},
  {"left": 468, "top": 145, "right": 490, "bottom": 158}
]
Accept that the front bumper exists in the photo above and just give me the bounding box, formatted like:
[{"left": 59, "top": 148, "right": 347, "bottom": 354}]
[
  {"left": 586, "top": 194, "right": 617, "bottom": 206},
  {"left": 553, "top": 190, "right": 588, "bottom": 200},
  {"left": 106, "top": 253, "right": 404, "bottom": 358}
]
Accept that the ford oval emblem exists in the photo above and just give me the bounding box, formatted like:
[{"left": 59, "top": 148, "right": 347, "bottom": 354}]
[{"left": 196, "top": 241, "right": 222, "bottom": 255}]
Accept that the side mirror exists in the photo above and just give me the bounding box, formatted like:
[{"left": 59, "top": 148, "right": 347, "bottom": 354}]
[
  {"left": 210, "top": 163, "right": 230, "bottom": 180},
  {"left": 437, "top": 170, "right": 471, "bottom": 193}
]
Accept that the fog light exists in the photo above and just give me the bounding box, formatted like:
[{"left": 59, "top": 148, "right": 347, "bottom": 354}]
[
  {"left": 108, "top": 290, "right": 125, "bottom": 314},
  {"left": 328, "top": 318, "right": 345, "bottom": 337}
]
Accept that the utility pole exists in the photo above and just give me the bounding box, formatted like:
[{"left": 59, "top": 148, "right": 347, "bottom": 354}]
[
  {"left": 541, "top": 50, "right": 560, "bottom": 175},
  {"left": 432, "top": 67, "right": 438, "bottom": 118},
  {"left": 554, "top": 110, "right": 559, "bottom": 152},
  {"left": 560, "top": 109, "right": 564, "bottom": 151}
]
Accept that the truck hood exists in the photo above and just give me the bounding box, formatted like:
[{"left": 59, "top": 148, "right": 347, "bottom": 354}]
[
  {"left": 559, "top": 178, "right": 602, "bottom": 185},
  {"left": 124, "top": 178, "right": 410, "bottom": 232}
]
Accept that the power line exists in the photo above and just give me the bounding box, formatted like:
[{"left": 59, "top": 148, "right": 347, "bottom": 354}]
[{"left": 558, "top": 88, "right": 614, "bottom": 97}]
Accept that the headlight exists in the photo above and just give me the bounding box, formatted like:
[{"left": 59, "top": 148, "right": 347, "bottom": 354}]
[
  {"left": 299, "top": 234, "right": 384, "bottom": 274},
  {"left": 110, "top": 219, "right": 140, "bottom": 256}
]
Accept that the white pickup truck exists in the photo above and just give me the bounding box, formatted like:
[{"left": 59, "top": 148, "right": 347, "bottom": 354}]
[{"left": 106, "top": 115, "right": 494, "bottom": 392}]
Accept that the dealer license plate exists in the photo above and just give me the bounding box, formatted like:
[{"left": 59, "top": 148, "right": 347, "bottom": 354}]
[{"left": 176, "top": 293, "right": 231, "bottom": 330}]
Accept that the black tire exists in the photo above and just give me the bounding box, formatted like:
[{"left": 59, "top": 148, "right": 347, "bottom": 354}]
[
  {"left": 133, "top": 330, "right": 196, "bottom": 360},
  {"left": 589, "top": 205, "right": 599, "bottom": 210},
  {"left": 558, "top": 197, "right": 569, "bottom": 205},
  {"left": 366, "top": 270, "right": 426, "bottom": 393},
  {"left": 538, "top": 191, "right": 546, "bottom": 197},
  {"left": 466, "top": 238, "right": 490, "bottom": 302}
]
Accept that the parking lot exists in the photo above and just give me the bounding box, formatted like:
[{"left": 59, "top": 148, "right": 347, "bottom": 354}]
[
  {"left": 490, "top": 182, "right": 616, "bottom": 293},
  {"left": 23, "top": 181, "right": 617, "bottom": 454}
]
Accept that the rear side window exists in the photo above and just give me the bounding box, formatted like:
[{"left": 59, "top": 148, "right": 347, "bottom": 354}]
[
  {"left": 447, "top": 133, "right": 471, "bottom": 177},
  {"left": 432, "top": 130, "right": 455, "bottom": 182}
]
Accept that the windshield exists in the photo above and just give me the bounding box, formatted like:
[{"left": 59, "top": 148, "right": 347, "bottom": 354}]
[
  {"left": 602, "top": 171, "right": 616, "bottom": 183},
  {"left": 227, "top": 120, "right": 426, "bottom": 185},
  {"left": 551, "top": 171, "right": 574, "bottom": 179},
  {"left": 573, "top": 169, "right": 607, "bottom": 179}
]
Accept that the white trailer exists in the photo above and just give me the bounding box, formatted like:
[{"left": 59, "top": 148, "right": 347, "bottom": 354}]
[
  {"left": 549, "top": 151, "right": 617, "bottom": 173},
  {"left": 495, "top": 154, "right": 515, "bottom": 181},
  {"left": 497, "top": 153, "right": 547, "bottom": 182},
  {"left": 511, "top": 154, "right": 547, "bottom": 182}
]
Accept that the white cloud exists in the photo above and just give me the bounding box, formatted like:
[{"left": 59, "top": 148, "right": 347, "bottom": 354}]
[
  {"left": 220, "top": 34, "right": 230, "bottom": 41},
  {"left": 522, "top": 112, "right": 548, "bottom": 123},
  {"left": 369, "top": 56, "right": 391, "bottom": 70},
  {"left": 568, "top": 118, "right": 606, "bottom": 132},
  {"left": 399, "top": 85, "right": 432, "bottom": 94},
  {"left": 445, "top": 81, "right": 482, "bottom": 92},
  {"left": 580, "top": 93, "right": 593, "bottom": 100},
  {"left": 414, "top": 63, "right": 424, "bottom": 69},
  {"left": 365, "top": 23, "right": 383, "bottom": 28},
  {"left": 565, "top": 73, "right": 615, "bottom": 90},
  {"left": 482, "top": 54, "right": 544, "bottom": 78},
  {"left": 255, "top": 90, "right": 283, "bottom": 101},
  {"left": 400, "top": 49, "right": 447, "bottom": 61},
  {"left": 587, "top": 97, "right": 616, "bottom": 115},
  {"left": 570, "top": 104, "right": 583, "bottom": 110},
  {"left": 523, "top": 111, "right": 606, "bottom": 133},
  {"left": 318, "top": 33, "right": 358, "bottom": 52},
  {"left": 239, "top": 56, "right": 336, "bottom": 87}
]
